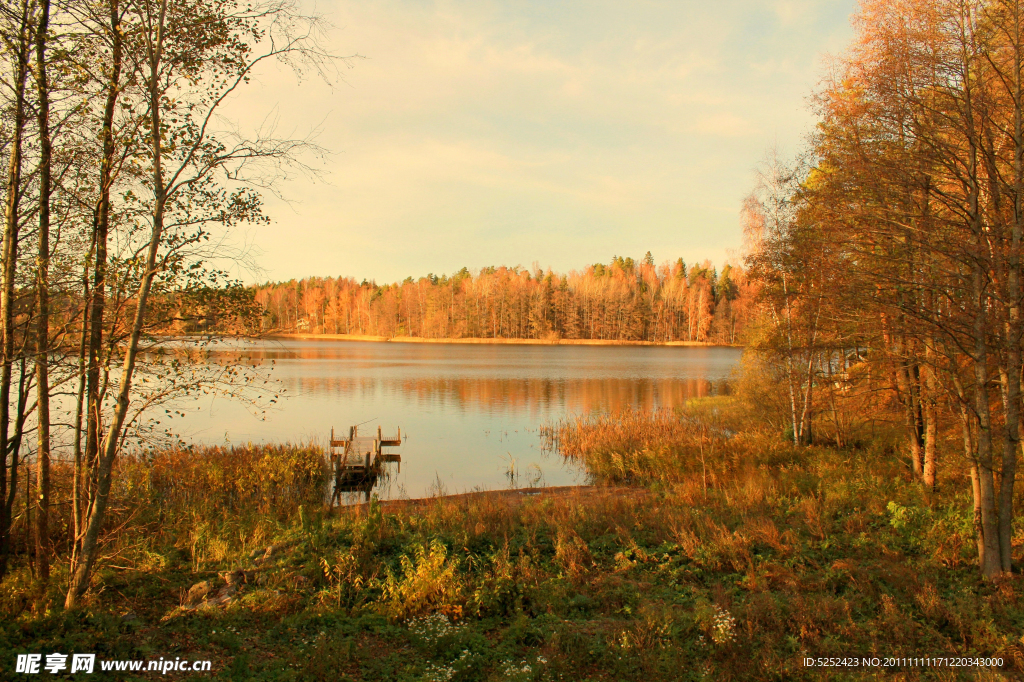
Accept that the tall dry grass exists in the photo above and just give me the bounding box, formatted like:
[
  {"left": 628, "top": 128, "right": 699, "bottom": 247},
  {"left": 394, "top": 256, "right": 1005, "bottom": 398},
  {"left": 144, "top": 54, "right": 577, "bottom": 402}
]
[
  {"left": 6, "top": 444, "right": 327, "bottom": 580},
  {"left": 313, "top": 441, "right": 1002, "bottom": 679},
  {"left": 119, "top": 444, "right": 328, "bottom": 566},
  {"left": 124, "top": 443, "right": 328, "bottom": 523},
  {"left": 543, "top": 404, "right": 779, "bottom": 487}
]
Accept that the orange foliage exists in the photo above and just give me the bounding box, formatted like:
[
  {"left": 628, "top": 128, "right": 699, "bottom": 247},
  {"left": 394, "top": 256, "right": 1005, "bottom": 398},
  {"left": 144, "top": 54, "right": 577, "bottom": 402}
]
[{"left": 252, "top": 258, "right": 755, "bottom": 344}]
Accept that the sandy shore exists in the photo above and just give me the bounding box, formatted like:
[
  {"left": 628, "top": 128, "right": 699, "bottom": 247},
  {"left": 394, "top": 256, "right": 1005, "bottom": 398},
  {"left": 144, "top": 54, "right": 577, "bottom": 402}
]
[
  {"left": 265, "top": 333, "right": 737, "bottom": 348},
  {"left": 334, "top": 485, "right": 648, "bottom": 513}
]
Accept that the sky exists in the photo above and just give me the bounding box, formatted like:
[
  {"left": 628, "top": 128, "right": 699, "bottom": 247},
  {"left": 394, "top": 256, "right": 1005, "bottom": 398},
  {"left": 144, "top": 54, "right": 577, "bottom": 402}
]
[{"left": 222, "top": 0, "right": 859, "bottom": 285}]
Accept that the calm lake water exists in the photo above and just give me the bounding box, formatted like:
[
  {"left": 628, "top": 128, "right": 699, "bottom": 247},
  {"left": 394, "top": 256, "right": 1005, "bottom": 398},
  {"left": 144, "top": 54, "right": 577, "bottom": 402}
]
[{"left": 172, "top": 340, "right": 742, "bottom": 499}]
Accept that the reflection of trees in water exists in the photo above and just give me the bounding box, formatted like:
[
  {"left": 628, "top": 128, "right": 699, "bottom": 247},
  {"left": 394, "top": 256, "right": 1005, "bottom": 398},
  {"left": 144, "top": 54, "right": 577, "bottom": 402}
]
[{"left": 282, "top": 375, "right": 729, "bottom": 416}]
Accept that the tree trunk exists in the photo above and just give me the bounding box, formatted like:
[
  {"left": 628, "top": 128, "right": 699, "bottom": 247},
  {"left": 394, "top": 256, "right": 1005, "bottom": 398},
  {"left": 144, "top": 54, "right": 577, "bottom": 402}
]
[
  {"left": 67, "top": 0, "right": 166, "bottom": 607},
  {"left": 74, "top": 0, "right": 122, "bottom": 570},
  {"left": 0, "top": 0, "right": 32, "bottom": 581},
  {"left": 922, "top": 347, "right": 938, "bottom": 489},
  {"left": 973, "top": 264, "right": 1002, "bottom": 579},
  {"left": 33, "top": 0, "right": 52, "bottom": 586},
  {"left": 71, "top": 255, "right": 91, "bottom": 567},
  {"left": 893, "top": 334, "right": 924, "bottom": 476},
  {"left": 999, "top": 0, "right": 1024, "bottom": 575}
]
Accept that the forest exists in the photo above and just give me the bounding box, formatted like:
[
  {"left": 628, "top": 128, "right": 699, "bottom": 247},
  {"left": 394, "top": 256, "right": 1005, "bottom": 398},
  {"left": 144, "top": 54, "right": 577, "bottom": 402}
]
[
  {"left": 740, "top": 0, "right": 1024, "bottom": 581},
  {"left": 248, "top": 257, "right": 754, "bottom": 344}
]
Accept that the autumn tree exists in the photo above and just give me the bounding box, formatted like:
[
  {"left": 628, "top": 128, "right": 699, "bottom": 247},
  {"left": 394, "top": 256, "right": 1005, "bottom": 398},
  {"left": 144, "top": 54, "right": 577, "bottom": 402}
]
[
  {"left": 749, "top": 0, "right": 1024, "bottom": 578},
  {"left": 64, "top": 0, "right": 336, "bottom": 607}
]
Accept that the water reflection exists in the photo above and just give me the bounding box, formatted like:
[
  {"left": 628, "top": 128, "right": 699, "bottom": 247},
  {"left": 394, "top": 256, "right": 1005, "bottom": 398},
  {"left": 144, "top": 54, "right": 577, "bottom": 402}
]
[
  {"left": 285, "top": 375, "right": 726, "bottom": 416},
  {"left": 175, "top": 340, "right": 741, "bottom": 499}
]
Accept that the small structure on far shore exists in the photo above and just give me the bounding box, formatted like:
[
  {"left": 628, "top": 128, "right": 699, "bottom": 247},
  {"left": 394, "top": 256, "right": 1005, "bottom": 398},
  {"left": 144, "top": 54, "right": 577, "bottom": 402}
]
[{"left": 329, "top": 425, "right": 402, "bottom": 504}]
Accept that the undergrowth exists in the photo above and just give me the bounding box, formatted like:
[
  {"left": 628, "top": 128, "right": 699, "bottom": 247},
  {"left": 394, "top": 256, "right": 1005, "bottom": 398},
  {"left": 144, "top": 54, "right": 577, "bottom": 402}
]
[{"left": 0, "top": 408, "right": 1021, "bottom": 680}]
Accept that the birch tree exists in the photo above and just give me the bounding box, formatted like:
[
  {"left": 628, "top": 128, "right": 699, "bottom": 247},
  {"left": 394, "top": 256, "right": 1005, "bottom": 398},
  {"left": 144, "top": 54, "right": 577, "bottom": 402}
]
[{"left": 65, "top": 0, "right": 335, "bottom": 606}]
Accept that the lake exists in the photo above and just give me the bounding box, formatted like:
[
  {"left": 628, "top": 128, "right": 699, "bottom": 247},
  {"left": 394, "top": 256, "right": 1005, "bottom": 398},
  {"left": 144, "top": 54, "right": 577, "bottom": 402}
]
[{"left": 170, "top": 340, "right": 743, "bottom": 499}]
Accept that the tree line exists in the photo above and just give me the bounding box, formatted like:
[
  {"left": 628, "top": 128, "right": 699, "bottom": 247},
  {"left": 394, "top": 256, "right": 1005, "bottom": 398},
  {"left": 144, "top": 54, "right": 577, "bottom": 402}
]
[
  {"left": 744, "top": 0, "right": 1024, "bottom": 579},
  {"left": 0, "top": 0, "right": 331, "bottom": 606},
  {"left": 252, "top": 255, "right": 755, "bottom": 344}
]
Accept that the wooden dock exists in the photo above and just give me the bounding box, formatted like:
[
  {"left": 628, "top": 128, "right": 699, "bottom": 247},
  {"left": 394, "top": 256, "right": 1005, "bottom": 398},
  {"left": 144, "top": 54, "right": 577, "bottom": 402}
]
[{"left": 329, "top": 425, "right": 403, "bottom": 504}]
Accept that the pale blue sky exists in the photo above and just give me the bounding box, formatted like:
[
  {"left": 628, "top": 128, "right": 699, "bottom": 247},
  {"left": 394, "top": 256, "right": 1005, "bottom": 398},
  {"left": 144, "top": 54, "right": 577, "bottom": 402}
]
[{"left": 225, "top": 0, "right": 858, "bottom": 284}]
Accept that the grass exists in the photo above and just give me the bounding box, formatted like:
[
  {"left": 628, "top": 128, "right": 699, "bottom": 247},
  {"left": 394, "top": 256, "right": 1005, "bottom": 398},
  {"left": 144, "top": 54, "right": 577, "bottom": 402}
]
[{"left": 0, "top": 404, "right": 1022, "bottom": 680}]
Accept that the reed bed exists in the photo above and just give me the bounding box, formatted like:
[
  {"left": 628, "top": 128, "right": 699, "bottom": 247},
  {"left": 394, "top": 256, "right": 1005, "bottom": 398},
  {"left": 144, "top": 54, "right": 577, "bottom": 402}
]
[
  {"left": 116, "top": 444, "right": 329, "bottom": 567},
  {"left": 545, "top": 408, "right": 699, "bottom": 460},
  {"left": 1, "top": 443, "right": 328, "bottom": 596},
  {"left": 123, "top": 443, "right": 329, "bottom": 523},
  {"left": 543, "top": 405, "right": 766, "bottom": 486}
]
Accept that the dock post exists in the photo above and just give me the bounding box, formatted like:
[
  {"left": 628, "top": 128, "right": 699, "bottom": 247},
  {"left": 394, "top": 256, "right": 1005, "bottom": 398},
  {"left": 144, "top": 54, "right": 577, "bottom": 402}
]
[{"left": 329, "top": 427, "right": 336, "bottom": 510}]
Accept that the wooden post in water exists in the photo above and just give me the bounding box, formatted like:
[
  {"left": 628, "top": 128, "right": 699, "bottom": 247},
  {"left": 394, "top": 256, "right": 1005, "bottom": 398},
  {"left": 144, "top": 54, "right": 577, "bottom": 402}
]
[
  {"left": 329, "top": 427, "right": 335, "bottom": 510},
  {"left": 328, "top": 423, "right": 402, "bottom": 506}
]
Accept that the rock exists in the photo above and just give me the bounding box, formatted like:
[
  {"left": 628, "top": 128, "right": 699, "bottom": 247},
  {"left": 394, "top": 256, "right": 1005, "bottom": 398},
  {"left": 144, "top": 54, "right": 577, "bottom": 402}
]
[
  {"left": 184, "top": 567, "right": 260, "bottom": 611},
  {"left": 253, "top": 546, "right": 275, "bottom": 566},
  {"left": 184, "top": 581, "right": 214, "bottom": 606},
  {"left": 221, "top": 569, "right": 246, "bottom": 586},
  {"left": 197, "top": 582, "right": 239, "bottom": 610},
  {"left": 222, "top": 569, "right": 258, "bottom": 585},
  {"left": 252, "top": 541, "right": 297, "bottom": 566}
]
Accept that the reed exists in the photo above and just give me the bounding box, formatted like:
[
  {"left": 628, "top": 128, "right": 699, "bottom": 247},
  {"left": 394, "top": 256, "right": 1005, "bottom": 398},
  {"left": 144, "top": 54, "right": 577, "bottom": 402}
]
[
  {"left": 0, "top": 443, "right": 328, "bottom": 590},
  {"left": 124, "top": 443, "right": 329, "bottom": 523},
  {"left": 542, "top": 403, "right": 788, "bottom": 487}
]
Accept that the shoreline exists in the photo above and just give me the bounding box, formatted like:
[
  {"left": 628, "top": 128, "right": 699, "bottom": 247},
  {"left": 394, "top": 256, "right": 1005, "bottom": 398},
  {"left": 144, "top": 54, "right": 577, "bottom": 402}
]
[
  {"left": 262, "top": 332, "right": 740, "bottom": 348},
  {"left": 334, "top": 485, "right": 647, "bottom": 513}
]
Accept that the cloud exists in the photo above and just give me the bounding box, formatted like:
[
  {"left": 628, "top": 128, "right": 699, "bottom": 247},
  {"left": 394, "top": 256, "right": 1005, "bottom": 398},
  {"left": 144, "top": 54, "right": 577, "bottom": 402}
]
[
  {"left": 692, "top": 113, "right": 759, "bottom": 138},
  {"left": 217, "top": 0, "right": 858, "bottom": 283}
]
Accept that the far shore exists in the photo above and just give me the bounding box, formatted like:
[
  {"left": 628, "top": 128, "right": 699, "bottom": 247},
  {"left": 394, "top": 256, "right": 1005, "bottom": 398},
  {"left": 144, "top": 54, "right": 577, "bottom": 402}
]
[{"left": 262, "top": 332, "right": 740, "bottom": 348}]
